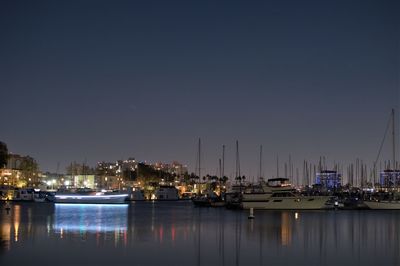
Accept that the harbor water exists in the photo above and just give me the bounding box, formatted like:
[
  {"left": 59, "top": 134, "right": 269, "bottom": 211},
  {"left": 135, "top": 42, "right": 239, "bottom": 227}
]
[{"left": 1, "top": 201, "right": 400, "bottom": 266}]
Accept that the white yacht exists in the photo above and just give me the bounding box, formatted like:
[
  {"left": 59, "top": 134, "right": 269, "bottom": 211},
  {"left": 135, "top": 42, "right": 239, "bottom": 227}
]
[
  {"left": 241, "top": 178, "right": 330, "bottom": 210},
  {"left": 364, "top": 200, "right": 400, "bottom": 209},
  {"left": 55, "top": 189, "right": 128, "bottom": 204},
  {"left": 364, "top": 191, "right": 400, "bottom": 209}
]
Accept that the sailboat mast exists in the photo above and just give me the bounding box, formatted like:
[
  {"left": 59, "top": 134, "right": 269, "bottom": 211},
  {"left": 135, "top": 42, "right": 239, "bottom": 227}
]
[
  {"left": 198, "top": 138, "right": 201, "bottom": 181},
  {"left": 236, "top": 140, "right": 240, "bottom": 184},
  {"left": 219, "top": 159, "right": 222, "bottom": 179},
  {"left": 196, "top": 138, "right": 201, "bottom": 195},
  {"left": 259, "top": 145, "right": 263, "bottom": 181},
  {"left": 222, "top": 145, "right": 225, "bottom": 178},
  {"left": 392, "top": 108, "right": 396, "bottom": 170}
]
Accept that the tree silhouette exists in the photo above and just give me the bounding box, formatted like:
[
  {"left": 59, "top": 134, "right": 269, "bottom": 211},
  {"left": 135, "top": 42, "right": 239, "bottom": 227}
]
[{"left": 0, "top": 141, "right": 8, "bottom": 168}]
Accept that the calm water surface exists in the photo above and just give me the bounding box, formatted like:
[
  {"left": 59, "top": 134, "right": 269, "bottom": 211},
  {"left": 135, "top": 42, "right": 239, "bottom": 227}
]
[{"left": 1, "top": 201, "right": 400, "bottom": 266}]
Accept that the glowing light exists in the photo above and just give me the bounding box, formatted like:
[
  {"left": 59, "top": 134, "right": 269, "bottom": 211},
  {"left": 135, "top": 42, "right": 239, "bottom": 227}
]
[
  {"left": 295, "top": 212, "right": 299, "bottom": 220},
  {"left": 54, "top": 204, "right": 128, "bottom": 233},
  {"left": 14, "top": 205, "right": 21, "bottom": 242},
  {"left": 55, "top": 194, "right": 129, "bottom": 199},
  {"left": 55, "top": 203, "right": 128, "bottom": 207},
  {"left": 64, "top": 180, "right": 70, "bottom": 186}
]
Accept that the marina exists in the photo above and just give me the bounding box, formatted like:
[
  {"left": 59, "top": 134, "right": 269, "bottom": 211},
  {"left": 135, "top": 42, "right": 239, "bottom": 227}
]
[{"left": 1, "top": 0, "right": 399, "bottom": 265}]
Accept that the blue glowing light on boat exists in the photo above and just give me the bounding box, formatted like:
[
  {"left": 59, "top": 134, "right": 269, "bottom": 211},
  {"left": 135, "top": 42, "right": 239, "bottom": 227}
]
[{"left": 54, "top": 203, "right": 128, "bottom": 233}]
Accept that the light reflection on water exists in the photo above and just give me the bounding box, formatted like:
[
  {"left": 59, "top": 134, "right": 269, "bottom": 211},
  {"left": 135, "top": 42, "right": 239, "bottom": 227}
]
[
  {"left": 54, "top": 203, "right": 128, "bottom": 233},
  {"left": 1, "top": 202, "right": 400, "bottom": 266}
]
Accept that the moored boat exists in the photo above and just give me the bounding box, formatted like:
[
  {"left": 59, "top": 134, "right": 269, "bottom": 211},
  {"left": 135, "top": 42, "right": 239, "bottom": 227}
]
[
  {"left": 192, "top": 191, "right": 225, "bottom": 207},
  {"left": 13, "top": 188, "right": 35, "bottom": 201},
  {"left": 242, "top": 190, "right": 330, "bottom": 210},
  {"left": 55, "top": 189, "right": 128, "bottom": 204},
  {"left": 364, "top": 200, "right": 400, "bottom": 210},
  {"left": 241, "top": 178, "right": 330, "bottom": 210}
]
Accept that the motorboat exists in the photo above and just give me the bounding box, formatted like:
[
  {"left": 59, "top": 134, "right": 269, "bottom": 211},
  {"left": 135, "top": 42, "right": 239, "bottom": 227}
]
[
  {"left": 364, "top": 200, "right": 400, "bottom": 209},
  {"left": 242, "top": 190, "right": 330, "bottom": 210},
  {"left": 55, "top": 188, "right": 128, "bottom": 204},
  {"left": 364, "top": 191, "right": 400, "bottom": 209},
  {"left": 241, "top": 178, "right": 330, "bottom": 210}
]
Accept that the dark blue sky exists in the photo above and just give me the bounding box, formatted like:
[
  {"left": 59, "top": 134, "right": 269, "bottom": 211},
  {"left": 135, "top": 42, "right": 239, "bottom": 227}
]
[{"left": 1, "top": 0, "right": 399, "bottom": 178}]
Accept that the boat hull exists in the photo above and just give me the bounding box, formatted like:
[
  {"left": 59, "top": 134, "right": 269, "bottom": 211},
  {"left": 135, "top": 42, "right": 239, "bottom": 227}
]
[
  {"left": 242, "top": 196, "right": 330, "bottom": 210},
  {"left": 55, "top": 194, "right": 128, "bottom": 204},
  {"left": 364, "top": 201, "right": 400, "bottom": 210}
]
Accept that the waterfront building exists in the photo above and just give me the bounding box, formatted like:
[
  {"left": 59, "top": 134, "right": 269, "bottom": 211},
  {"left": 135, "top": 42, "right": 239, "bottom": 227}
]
[
  {"left": 0, "top": 168, "right": 22, "bottom": 187},
  {"left": 379, "top": 169, "right": 400, "bottom": 188},
  {"left": 95, "top": 175, "right": 122, "bottom": 190},
  {"left": 64, "top": 174, "right": 95, "bottom": 189},
  {"left": 40, "top": 172, "right": 66, "bottom": 190},
  {"left": 0, "top": 153, "right": 40, "bottom": 187},
  {"left": 96, "top": 161, "right": 117, "bottom": 176},
  {"left": 152, "top": 161, "right": 188, "bottom": 177},
  {"left": 315, "top": 170, "right": 341, "bottom": 190}
]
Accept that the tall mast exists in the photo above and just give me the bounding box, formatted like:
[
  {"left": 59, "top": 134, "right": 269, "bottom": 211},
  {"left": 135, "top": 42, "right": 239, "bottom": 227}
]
[
  {"left": 259, "top": 145, "right": 263, "bottom": 181},
  {"left": 222, "top": 145, "right": 225, "bottom": 178},
  {"left": 198, "top": 138, "right": 201, "bottom": 180},
  {"left": 236, "top": 140, "right": 240, "bottom": 184},
  {"left": 197, "top": 138, "right": 201, "bottom": 195},
  {"left": 70, "top": 162, "right": 73, "bottom": 187},
  {"left": 219, "top": 159, "right": 222, "bottom": 179},
  {"left": 392, "top": 108, "right": 396, "bottom": 170}
]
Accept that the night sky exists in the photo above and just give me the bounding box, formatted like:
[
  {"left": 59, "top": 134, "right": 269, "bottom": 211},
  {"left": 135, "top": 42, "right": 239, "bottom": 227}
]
[{"left": 1, "top": 0, "right": 399, "bottom": 179}]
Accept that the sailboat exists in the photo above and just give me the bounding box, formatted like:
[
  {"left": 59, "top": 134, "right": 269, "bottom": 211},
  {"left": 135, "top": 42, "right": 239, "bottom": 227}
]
[
  {"left": 192, "top": 139, "right": 226, "bottom": 207},
  {"left": 364, "top": 109, "right": 400, "bottom": 209},
  {"left": 224, "top": 141, "right": 245, "bottom": 209},
  {"left": 192, "top": 138, "right": 211, "bottom": 206}
]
